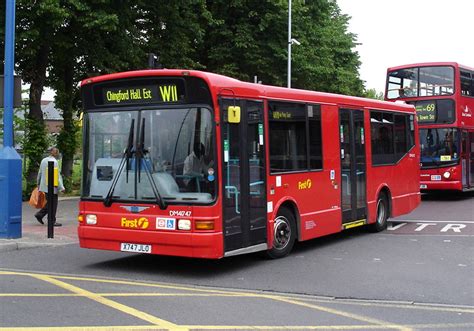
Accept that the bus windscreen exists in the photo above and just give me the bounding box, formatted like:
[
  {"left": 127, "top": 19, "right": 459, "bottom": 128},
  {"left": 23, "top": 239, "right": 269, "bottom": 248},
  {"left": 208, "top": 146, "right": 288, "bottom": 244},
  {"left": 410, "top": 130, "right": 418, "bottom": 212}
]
[{"left": 82, "top": 107, "right": 216, "bottom": 204}]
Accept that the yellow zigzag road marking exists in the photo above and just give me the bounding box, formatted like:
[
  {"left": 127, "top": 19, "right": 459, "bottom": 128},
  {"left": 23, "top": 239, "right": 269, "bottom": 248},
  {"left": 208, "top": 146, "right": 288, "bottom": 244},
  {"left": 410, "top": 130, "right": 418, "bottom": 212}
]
[
  {"left": 1, "top": 270, "right": 472, "bottom": 331},
  {"left": 2, "top": 270, "right": 472, "bottom": 314},
  {"left": 31, "top": 274, "right": 185, "bottom": 331},
  {"left": 182, "top": 324, "right": 474, "bottom": 330},
  {"left": 0, "top": 293, "right": 241, "bottom": 297},
  {"left": 300, "top": 296, "right": 474, "bottom": 314},
  {"left": 0, "top": 325, "right": 396, "bottom": 331},
  {"left": 53, "top": 273, "right": 246, "bottom": 296},
  {"left": 269, "top": 296, "right": 412, "bottom": 331},
  {"left": 1, "top": 323, "right": 474, "bottom": 331},
  {"left": 0, "top": 270, "right": 246, "bottom": 296}
]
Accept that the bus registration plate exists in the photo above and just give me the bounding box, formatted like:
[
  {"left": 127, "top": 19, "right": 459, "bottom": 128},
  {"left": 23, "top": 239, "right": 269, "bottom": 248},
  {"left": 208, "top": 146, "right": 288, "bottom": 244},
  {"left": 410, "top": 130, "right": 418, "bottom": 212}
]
[
  {"left": 120, "top": 243, "right": 151, "bottom": 254},
  {"left": 420, "top": 184, "right": 427, "bottom": 189},
  {"left": 431, "top": 175, "right": 441, "bottom": 181}
]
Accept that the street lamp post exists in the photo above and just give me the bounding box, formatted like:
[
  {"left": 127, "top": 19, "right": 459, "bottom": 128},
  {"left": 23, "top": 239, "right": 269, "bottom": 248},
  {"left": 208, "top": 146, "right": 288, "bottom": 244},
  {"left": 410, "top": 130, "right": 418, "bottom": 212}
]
[
  {"left": 287, "top": 0, "right": 292, "bottom": 88},
  {"left": 287, "top": 0, "right": 300, "bottom": 88}
]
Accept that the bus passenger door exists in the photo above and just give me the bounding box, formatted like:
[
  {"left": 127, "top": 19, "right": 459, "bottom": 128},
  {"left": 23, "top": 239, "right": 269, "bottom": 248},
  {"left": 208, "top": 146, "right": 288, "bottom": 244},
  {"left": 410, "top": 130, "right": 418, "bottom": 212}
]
[
  {"left": 461, "top": 131, "right": 468, "bottom": 188},
  {"left": 221, "top": 98, "right": 267, "bottom": 254},
  {"left": 469, "top": 131, "right": 474, "bottom": 188},
  {"left": 339, "top": 109, "right": 367, "bottom": 224}
]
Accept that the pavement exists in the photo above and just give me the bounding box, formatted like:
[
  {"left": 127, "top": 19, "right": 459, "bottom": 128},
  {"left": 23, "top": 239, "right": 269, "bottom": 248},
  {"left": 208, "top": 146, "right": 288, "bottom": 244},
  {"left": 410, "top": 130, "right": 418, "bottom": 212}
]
[{"left": 0, "top": 197, "right": 80, "bottom": 252}]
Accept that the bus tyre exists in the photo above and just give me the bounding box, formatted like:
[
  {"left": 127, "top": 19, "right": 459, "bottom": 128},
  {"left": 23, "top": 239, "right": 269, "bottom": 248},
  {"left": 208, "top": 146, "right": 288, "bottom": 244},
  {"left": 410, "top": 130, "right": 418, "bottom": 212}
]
[
  {"left": 368, "top": 193, "right": 388, "bottom": 233},
  {"left": 266, "top": 207, "right": 296, "bottom": 259}
]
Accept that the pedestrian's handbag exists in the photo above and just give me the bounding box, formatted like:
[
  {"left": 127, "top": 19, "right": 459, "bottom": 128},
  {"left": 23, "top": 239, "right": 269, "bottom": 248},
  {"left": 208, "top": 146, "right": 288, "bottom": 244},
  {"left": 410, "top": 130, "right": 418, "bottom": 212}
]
[{"left": 28, "top": 187, "right": 47, "bottom": 209}]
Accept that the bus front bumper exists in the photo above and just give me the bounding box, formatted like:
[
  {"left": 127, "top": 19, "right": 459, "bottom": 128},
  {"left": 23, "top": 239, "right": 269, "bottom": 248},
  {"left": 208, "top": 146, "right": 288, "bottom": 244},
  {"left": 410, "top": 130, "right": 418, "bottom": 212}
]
[
  {"left": 78, "top": 225, "right": 224, "bottom": 259},
  {"left": 420, "top": 180, "right": 462, "bottom": 191}
]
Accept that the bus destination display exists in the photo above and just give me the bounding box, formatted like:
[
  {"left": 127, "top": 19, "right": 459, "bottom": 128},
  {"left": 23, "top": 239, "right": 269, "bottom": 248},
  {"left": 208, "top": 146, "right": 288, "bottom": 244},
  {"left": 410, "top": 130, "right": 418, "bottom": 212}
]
[
  {"left": 415, "top": 102, "right": 436, "bottom": 123},
  {"left": 100, "top": 81, "right": 184, "bottom": 105}
]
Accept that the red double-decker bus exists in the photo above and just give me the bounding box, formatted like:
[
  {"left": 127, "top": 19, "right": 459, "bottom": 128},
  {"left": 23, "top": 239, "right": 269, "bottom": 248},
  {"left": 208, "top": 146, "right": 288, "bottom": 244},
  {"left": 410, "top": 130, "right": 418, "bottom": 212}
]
[
  {"left": 386, "top": 62, "right": 474, "bottom": 191},
  {"left": 78, "top": 69, "right": 420, "bottom": 259}
]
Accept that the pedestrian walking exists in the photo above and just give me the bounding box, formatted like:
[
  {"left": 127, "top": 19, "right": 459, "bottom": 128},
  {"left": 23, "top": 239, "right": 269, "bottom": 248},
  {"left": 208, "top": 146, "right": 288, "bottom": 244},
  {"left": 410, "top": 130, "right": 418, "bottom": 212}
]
[{"left": 35, "top": 147, "right": 65, "bottom": 226}]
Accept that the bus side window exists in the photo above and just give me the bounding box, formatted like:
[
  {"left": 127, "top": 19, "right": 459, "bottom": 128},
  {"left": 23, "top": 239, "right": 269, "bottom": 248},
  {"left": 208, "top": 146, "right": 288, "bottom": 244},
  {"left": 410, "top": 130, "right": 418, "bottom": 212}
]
[
  {"left": 268, "top": 102, "right": 322, "bottom": 172},
  {"left": 371, "top": 111, "right": 413, "bottom": 165}
]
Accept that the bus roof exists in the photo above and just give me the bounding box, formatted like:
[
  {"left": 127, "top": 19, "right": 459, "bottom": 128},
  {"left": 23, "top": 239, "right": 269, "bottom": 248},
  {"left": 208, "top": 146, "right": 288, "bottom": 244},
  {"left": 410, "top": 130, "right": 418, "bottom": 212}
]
[
  {"left": 81, "top": 69, "right": 414, "bottom": 113},
  {"left": 387, "top": 62, "right": 474, "bottom": 73}
]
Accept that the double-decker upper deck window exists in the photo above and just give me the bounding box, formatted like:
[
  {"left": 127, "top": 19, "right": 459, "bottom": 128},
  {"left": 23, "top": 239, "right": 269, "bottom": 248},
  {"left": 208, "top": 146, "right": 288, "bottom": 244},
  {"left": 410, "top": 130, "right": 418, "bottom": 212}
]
[
  {"left": 269, "top": 102, "right": 322, "bottom": 173},
  {"left": 460, "top": 70, "right": 473, "bottom": 97},
  {"left": 419, "top": 66, "right": 454, "bottom": 96},
  {"left": 387, "top": 68, "right": 418, "bottom": 99},
  {"left": 387, "top": 66, "right": 454, "bottom": 99}
]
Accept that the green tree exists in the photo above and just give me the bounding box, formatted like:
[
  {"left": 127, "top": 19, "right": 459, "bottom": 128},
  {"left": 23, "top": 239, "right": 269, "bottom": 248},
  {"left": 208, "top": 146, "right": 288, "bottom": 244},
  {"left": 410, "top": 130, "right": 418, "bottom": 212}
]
[
  {"left": 195, "top": 0, "right": 363, "bottom": 95},
  {"left": 11, "top": 1, "right": 69, "bottom": 194},
  {"left": 292, "top": 0, "right": 364, "bottom": 95},
  {"left": 138, "top": 1, "right": 211, "bottom": 69},
  {"left": 48, "top": 1, "right": 145, "bottom": 191},
  {"left": 364, "top": 88, "right": 384, "bottom": 100},
  {"left": 197, "top": 1, "right": 288, "bottom": 85},
  {"left": 1, "top": 1, "right": 147, "bottom": 193}
]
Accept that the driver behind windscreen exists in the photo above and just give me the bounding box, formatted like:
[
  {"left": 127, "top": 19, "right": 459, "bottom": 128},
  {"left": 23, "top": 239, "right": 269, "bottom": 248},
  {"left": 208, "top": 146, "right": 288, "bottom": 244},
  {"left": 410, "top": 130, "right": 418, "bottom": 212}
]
[
  {"left": 183, "top": 142, "right": 211, "bottom": 190},
  {"left": 442, "top": 131, "right": 457, "bottom": 157}
]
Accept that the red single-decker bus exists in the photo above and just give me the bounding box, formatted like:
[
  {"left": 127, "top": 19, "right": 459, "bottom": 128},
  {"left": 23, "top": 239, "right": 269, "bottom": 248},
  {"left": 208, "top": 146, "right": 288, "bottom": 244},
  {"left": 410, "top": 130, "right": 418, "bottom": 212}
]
[{"left": 78, "top": 69, "right": 420, "bottom": 259}]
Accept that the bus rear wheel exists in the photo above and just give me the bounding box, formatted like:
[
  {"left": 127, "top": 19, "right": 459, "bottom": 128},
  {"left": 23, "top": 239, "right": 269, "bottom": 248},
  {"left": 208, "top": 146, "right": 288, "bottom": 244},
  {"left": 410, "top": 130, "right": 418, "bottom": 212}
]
[
  {"left": 368, "top": 193, "right": 388, "bottom": 233},
  {"left": 266, "top": 207, "right": 296, "bottom": 259}
]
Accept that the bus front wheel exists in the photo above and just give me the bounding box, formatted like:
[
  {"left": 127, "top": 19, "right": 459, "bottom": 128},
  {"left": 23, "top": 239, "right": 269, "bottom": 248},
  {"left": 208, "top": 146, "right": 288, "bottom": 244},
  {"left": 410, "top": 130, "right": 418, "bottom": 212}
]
[
  {"left": 368, "top": 193, "right": 388, "bottom": 233},
  {"left": 266, "top": 207, "right": 296, "bottom": 259}
]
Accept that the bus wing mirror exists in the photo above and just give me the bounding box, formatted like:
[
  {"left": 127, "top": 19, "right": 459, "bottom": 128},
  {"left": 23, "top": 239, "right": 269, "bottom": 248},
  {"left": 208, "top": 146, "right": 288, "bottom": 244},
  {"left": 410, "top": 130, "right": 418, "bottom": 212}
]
[{"left": 228, "top": 106, "right": 241, "bottom": 124}]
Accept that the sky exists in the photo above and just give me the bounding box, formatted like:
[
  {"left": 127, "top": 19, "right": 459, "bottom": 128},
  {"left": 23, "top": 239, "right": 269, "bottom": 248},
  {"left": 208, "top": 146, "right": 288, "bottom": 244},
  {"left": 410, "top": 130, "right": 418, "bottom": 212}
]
[{"left": 337, "top": 0, "right": 474, "bottom": 93}]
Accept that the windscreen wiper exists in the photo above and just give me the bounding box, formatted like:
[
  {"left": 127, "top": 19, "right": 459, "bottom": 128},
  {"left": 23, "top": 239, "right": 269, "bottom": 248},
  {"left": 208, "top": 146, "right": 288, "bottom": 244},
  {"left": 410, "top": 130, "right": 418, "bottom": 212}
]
[
  {"left": 171, "top": 108, "right": 193, "bottom": 177},
  {"left": 136, "top": 118, "right": 167, "bottom": 210},
  {"left": 104, "top": 119, "right": 135, "bottom": 207}
]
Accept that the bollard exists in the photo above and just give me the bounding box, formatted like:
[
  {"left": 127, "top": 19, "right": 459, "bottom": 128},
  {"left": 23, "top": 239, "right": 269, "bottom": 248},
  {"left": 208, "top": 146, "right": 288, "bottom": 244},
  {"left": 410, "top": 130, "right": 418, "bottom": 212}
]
[{"left": 47, "top": 161, "right": 54, "bottom": 238}]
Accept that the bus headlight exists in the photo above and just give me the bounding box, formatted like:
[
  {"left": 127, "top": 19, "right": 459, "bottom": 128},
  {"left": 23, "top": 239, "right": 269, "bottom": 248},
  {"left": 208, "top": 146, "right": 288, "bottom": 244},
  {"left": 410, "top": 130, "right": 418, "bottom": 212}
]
[
  {"left": 178, "top": 219, "right": 191, "bottom": 230},
  {"left": 443, "top": 171, "right": 451, "bottom": 179},
  {"left": 86, "top": 214, "right": 97, "bottom": 225}
]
